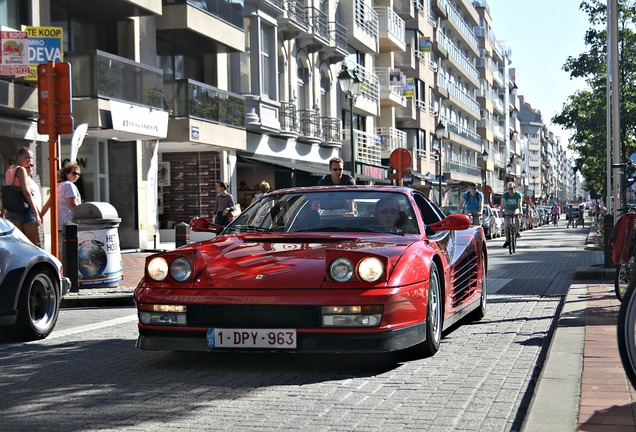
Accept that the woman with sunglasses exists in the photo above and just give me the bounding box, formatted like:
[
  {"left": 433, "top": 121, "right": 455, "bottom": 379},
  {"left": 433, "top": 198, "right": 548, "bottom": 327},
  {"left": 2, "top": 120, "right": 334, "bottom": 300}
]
[
  {"left": 42, "top": 162, "right": 82, "bottom": 253},
  {"left": 501, "top": 182, "right": 522, "bottom": 248}
]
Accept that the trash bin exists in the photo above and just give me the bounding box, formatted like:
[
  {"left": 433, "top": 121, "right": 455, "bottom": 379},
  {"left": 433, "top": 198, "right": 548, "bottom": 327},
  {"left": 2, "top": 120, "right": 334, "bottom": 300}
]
[{"left": 73, "top": 202, "right": 123, "bottom": 288}]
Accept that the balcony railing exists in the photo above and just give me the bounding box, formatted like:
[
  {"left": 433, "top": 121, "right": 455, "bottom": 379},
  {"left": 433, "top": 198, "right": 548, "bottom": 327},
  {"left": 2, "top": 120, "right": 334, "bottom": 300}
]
[
  {"left": 444, "top": 1, "right": 478, "bottom": 51},
  {"left": 298, "top": 109, "right": 321, "bottom": 141},
  {"left": 321, "top": 117, "right": 341, "bottom": 145},
  {"left": 67, "top": 50, "right": 164, "bottom": 109},
  {"left": 307, "top": 7, "right": 329, "bottom": 42},
  {"left": 354, "top": 64, "right": 380, "bottom": 103},
  {"left": 445, "top": 159, "right": 482, "bottom": 178},
  {"left": 445, "top": 38, "right": 479, "bottom": 82},
  {"left": 164, "top": 79, "right": 245, "bottom": 128},
  {"left": 288, "top": 0, "right": 309, "bottom": 28},
  {"left": 330, "top": 21, "right": 348, "bottom": 52},
  {"left": 185, "top": 0, "right": 244, "bottom": 29},
  {"left": 280, "top": 102, "right": 298, "bottom": 134},
  {"left": 446, "top": 79, "right": 480, "bottom": 116},
  {"left": 376, "top": 126, "right": 407, "bottom": 153},
  {"left": 354, "top": 0, "right": 379, "bottom": 39},
  {"left": 355, "top": 129, "right": 381, "bottom": 166},
  {"left": 375, "top": 6, "right": 405, "bottom": 44},
  {"left": 447, "top": 121, "right": 481, "bottom": 146}
]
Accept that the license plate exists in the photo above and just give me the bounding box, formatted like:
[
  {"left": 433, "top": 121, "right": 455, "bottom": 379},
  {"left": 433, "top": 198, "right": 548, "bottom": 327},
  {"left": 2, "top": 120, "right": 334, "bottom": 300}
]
[{"left": 207, "top": 328, "right": 297, "bottom": 349}]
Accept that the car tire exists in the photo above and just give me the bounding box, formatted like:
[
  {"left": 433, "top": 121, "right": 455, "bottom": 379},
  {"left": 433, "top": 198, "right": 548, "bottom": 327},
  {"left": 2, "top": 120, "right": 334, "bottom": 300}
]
[
  {"left": 469, "top": 253, "right": 487, "bottom": 321},
  {"left": 411, "top": 264, "right": 442, "bottom": 358},
  {"left": 4, "top": 267, "right": 60, "bottom": 341}
]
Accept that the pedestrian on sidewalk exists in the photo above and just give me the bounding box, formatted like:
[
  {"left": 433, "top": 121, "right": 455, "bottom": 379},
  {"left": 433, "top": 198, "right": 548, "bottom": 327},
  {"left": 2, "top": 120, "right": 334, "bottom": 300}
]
[{"left": 566, "top": 205, "right": 573, "bottom": 228}]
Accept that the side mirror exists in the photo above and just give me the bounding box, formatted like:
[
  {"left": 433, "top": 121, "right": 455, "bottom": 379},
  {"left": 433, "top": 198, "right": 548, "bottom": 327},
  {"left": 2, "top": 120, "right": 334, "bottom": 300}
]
[
  {"left": 429, "top": 214, "right": 471, "bottom": 233},
  {"left": 190, "top": 216, "right": 222, "bottom": 234}
]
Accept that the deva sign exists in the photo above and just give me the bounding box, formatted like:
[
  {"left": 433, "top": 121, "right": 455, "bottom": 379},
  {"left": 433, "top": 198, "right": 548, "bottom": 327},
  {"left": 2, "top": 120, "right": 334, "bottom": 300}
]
[{"left": 23, "top": 26, "right": 63, "bottom": 81}]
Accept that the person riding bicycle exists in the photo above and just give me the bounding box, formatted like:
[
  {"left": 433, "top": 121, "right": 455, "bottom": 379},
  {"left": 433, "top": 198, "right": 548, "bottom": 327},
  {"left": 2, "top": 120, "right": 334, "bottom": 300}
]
[
  {"left": 458, "top": 182, "right": 483, "bottom": 225},
  {"left": 501, "top": 182, "right": 522, "bottom": 248},
  {"left": 550, "top": 202, "right": 561, "bottom": 226}
]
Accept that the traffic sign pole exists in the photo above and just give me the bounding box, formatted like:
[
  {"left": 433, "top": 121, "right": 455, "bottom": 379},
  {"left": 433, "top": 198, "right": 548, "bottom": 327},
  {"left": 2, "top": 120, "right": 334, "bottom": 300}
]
[{"left": 38, "top": 61, "right": 74, "bottom": 258}]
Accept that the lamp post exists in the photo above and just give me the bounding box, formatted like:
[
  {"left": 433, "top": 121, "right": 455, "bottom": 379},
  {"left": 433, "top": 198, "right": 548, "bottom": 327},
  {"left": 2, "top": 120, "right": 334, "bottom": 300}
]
[
  {"left": 338, "top": 64, "right": 362, "bottom": 180},
  {"left": 532, "top": 174, "right": 537, "bottom": 202},
  {"left": 521, "top": 169, "right": 527, "bottom": 204},
  {"left": 505, "top": 162, "right": 512, "bottom": 184},
  {"left": 435, "top": 121, "right": 446, "bottom": 207},
  {"left": 481, "top": 149, "right": 489, "bottom": 204}
]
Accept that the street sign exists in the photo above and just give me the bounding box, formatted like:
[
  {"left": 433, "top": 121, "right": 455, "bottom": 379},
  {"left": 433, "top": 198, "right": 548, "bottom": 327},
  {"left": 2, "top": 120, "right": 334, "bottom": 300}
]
[
  {"left": 389, "top": 148, "right": 412, "bottom": 186},
  {"left": 37, "top": 61, "right": 73, "bottom": 135}
]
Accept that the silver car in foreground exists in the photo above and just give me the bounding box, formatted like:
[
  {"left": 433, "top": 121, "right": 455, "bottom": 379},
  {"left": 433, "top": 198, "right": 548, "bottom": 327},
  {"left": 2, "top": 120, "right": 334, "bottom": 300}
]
[{"left": 0, "top": 217, "right": 70, "bottom": 341}]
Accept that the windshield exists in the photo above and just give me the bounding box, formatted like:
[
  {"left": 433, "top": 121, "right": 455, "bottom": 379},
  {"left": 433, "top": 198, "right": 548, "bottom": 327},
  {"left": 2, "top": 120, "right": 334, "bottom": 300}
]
[{"left": 224, "top": 190, "right": 419, "bottom": 235}]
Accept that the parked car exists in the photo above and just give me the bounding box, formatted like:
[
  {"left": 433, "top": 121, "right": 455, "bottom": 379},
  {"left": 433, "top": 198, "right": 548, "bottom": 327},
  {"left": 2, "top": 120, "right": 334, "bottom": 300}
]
[
  {"left": 492, "top": 208, "right": 504, "bottom": 237},
  {"left": 535, "top": 208, "right": 547, "bottom": 226},
  {"left": 481, "top": 205, "right": 498, "bottom": 239},
  {"left": 539, "top": 206, "right": 552, "bottom": 225},
  {"left": 0, "top": 218, "right": 70, "bottom": 341},
  {"left": 441, "top": 205, "right": 461, "bottom": 216},
  {"left": 134, "top": 186, "right": 488, "bottom": 359}
]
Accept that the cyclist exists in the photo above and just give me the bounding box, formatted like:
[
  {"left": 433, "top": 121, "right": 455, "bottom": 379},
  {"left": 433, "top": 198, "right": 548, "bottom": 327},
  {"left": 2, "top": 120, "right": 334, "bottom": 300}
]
[
  {"left": 550, "top": 202, "right": 561, "bottom": 225},
  {"left": 501, "top": 182, "right": 522, "bottom": 248},
  {"left": 458, "top": 182, "right": 483, "bottom": 225}
]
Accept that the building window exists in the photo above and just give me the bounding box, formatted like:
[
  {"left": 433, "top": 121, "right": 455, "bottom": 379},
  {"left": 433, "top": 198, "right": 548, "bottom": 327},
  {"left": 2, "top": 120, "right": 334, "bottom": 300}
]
[
  {"left": 0, "top": 0, "right": 26, "bottom": 30},
  {"left": 297, "top": 65, "right": 309, "bottom": 110},
  {"left": 261, "top": 23, "right": 276, "bottom": 99}
]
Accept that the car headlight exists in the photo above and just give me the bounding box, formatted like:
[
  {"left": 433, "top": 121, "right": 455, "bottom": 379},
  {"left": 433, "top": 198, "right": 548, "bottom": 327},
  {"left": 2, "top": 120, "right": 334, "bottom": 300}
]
[
  {"left": 357, "top": 257, "right": 384, "bottom": 282},
  {"left": 147, "top": 257, "right": 169, "bottom": 282},
  {"left": 329, "top": 257, "right": 354, "bottom": 282},
  {"left": 170, "top": 257, "right": 193, "bottom": 282}
]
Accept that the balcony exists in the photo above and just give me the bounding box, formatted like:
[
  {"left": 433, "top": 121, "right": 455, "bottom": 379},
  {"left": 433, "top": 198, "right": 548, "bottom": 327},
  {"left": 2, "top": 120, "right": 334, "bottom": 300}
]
[
  {"left": 447, "top": 121, "right": 482, "bottom": 148},
  {"left": 53, "top": 0, "right": 161, "bottom": 20},
  {"left": 247, "top": 0, "right": 284, "bottom": 17},
  {"left": 339, "top": 0, "right": 378, "bottom": 53},
  {"left": 375, "top": 67, "right": 407, "bottom": 109},
  {"left": 66, "top": 50, "right": 170, "bottom": 140},
  {"left": 321, "top": 117, "right": 341, "bottom": 148},
  {"left": 431, "top": 0, "right": 449, "bottom": 19},
  {"left": 0, "top": 79, "right": 37, "bottom": 119},
  {"left": 297, "top": 7, "right": 330, "bottom": 52},
  {"left": 349, "top": 64, "right": 380, "bottom": 117},
  {"left": 443, "top": 1, "right": 479, "bottom": 55},
  {"left": 158, "top": 0, "right": 244, "bottom": 53},
  {"left": 395, "top": 43, "right": 416, "bottom": 72},
  {"left": 377, "top": 126, "right": 407, "bottom": 158},
  {"left": 444, "top": 159, "right": 482, "bottom": 182},
  {"left": 278, "top": 0, "right": 309, "bottom": 39},
  {"left": 277, "top": 102, "right": 299, "bottom": 138},
  {"left": 297, "top": 109, "right": 322, "bottom": 145},
  {"left": 375, "top": 6, "right": 406, "bottom": 53},
  {"left": 163, "top": 78, "right": 246, "bottom": 150},
  {"left": 322, "top": 21, "right": 348, "bottom": 63}
]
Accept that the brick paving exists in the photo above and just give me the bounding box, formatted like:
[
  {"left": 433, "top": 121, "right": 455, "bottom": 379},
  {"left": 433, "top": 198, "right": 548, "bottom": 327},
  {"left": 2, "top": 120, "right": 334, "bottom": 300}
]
[{"left": 578, "top": 284, "right": 636, "bottom": 431}]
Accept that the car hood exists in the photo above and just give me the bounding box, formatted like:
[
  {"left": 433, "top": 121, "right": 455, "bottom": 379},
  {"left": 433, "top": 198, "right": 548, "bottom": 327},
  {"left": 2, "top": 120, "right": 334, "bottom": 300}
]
[{"left": 190, "top": 233, "right": 416, "bottom": 289}]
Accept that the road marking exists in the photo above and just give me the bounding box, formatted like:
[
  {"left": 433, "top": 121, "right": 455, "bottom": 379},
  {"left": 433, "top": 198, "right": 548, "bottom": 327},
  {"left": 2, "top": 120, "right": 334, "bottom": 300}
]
[{"left": 47, "top": 314, "right": 138, "bottom": 340}]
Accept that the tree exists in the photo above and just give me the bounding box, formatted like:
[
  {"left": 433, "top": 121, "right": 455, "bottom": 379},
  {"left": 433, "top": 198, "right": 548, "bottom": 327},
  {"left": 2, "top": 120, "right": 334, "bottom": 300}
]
[{"left": 553, "top": 0, "right": 636, "bottom": 197}]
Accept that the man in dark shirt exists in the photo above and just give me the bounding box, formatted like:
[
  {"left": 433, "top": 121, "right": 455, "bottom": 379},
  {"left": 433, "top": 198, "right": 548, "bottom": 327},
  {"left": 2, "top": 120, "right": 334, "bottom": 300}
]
[{"left": 318, "top": 157, "right": 356, "bottom": 186}]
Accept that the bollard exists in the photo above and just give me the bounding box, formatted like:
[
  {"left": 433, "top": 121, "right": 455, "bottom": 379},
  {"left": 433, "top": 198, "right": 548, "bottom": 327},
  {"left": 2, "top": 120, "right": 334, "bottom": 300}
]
[
  {"left": 175, "top": 222, "right": 190, "bottom": 248},
  {"left": 63, "top": 222, "right": 80, "bottom": 293},
  {"left": 603, "top": 214, "right": 614, "bottom": 268}
]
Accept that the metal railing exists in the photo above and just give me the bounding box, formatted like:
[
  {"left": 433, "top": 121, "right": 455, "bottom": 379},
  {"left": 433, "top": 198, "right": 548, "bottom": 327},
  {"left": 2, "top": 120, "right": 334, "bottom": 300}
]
[
  {"left": 280, "top": 102, "right": 298, "bottom": 134},
  {"left": 444, "top": 1, "right": 478, "bottom": 51},
  {"left": 298, "top": 109, "right": 321, "bottom": 140},
  {"left": 321, "top": 117, "right": 341, "bottom": 144},
  {"left": 330, "top": 21, "right": 348, "bottom": 51},
  {"left": 308, "top": 7, "right": 329, "bottom": 42},
  {"left": 447, "top": 121, "right": 482, "bottom": 146},
  {"left": 375, "top": 6, "right": 405, "bottom": 44},
  {"left": 376, "top": 126, "right": 407, "bottom": 153},
  {"left": 354, "top": 0, "right": 379, "bottom": 39}
]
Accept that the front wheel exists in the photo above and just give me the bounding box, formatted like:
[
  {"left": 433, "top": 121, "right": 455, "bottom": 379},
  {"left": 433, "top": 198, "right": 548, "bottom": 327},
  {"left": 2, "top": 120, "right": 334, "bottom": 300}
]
[
  {"left": 616, "top": 258, "right": 635, "bottom": 302},
  {"left": 617, "top": 282, "right": 636, "bottom": 389},
  {"left": 3, "top": 267, "right": 60, "bottom": 341},
  {"left": 410, "top": 264, "right": 442, "bottom": 358}
]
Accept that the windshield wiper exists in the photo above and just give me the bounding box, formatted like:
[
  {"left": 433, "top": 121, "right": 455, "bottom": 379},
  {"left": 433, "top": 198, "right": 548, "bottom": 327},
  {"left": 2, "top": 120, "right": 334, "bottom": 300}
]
[{"left": 229, "top": 225, "right": 273, "bottom": 233}]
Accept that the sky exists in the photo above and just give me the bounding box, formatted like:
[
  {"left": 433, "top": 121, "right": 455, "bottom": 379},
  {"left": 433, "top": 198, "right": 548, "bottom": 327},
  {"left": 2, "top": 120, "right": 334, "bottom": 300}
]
[{"left": 487, "top": 0, "right": 591, "bottom": 145}]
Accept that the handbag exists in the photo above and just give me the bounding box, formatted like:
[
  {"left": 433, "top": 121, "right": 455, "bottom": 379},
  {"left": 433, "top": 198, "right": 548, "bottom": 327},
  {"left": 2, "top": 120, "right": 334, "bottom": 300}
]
[
  {"left": 2, "top": 185, "right": 30, "bottom": 213},
  {"left": 2, "top": 169, "right": 30, "bottom": 214}
]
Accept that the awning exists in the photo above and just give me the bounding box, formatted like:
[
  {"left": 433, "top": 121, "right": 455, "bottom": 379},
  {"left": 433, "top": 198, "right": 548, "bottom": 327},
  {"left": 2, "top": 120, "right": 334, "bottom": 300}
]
[{"left": 238, "top": 154, "right": 331, "bottom": 177}]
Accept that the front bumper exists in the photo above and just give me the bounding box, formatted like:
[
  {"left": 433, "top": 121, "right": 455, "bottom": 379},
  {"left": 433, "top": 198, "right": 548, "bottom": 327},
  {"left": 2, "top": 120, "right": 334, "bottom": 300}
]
[
  {"left": 136, "top": 322, "right": 427, "bottom": 354},
  {"left": 61, "top": 277, "right": 71, "bottom": 296}
]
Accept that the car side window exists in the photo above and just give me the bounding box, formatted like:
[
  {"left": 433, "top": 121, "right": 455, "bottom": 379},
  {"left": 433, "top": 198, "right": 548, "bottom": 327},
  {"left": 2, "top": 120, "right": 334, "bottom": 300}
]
[{"left": 412, "top": 192, "right": 444, "bottom": 225}]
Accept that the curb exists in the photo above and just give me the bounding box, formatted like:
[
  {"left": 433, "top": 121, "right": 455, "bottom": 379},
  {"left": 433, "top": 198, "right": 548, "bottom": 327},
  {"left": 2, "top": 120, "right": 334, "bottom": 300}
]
[{"left": 61, "top": 294, "right": 135, "bottom": 308}]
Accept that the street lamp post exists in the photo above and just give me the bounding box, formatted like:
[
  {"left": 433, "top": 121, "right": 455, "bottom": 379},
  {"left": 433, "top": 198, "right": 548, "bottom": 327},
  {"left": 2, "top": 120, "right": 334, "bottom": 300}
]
[
  {"left": 435, "top": 121, "right": 446, "bottom": 207},
  {"left": 481, "top": 149, "right": 489, "bottom": 204},
  {"left": 521, "top": 169, "right": 527, "bottom": 204},
  {"left": 532, "top": 174, "right": 537, "bottom": 202},
  {"left": 505, "top": 162, "right": 512, "bottom": 184},
  {"left": 338, "top": 65, "right": 362, "bottom": 180}
]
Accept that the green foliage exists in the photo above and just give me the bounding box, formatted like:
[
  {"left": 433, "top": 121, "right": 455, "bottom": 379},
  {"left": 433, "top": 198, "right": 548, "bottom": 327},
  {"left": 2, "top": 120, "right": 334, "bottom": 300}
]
[{"left": 553, "top": 0, "right": 636, "bottom": 196}]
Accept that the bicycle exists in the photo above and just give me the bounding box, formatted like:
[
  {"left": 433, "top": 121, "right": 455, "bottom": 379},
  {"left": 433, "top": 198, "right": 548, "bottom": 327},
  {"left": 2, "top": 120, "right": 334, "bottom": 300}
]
[
  {"left": 617, "top": 282, "right": 636, "bottom": 389},
  {"left": 612, "top": 211, "right": 636, "bottom": 301},
  {"left": 504, "top": 214, "right": 518, "bottom": 254}
]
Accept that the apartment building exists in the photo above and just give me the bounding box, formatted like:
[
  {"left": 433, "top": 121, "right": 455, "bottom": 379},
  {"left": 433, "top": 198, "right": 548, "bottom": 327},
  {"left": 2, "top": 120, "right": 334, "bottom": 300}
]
[{"left": 0, "top": 0, "right": 246, "bottom": 250}]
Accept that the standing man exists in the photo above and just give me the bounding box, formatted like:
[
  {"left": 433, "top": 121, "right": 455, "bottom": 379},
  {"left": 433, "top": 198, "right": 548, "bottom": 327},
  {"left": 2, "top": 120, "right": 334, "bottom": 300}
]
[
  {"left": 318, "top": 157, "right": 356, "bottom": 186},
  {"left": 458, "top": 182, "right": 484, "bottom": 225}
]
